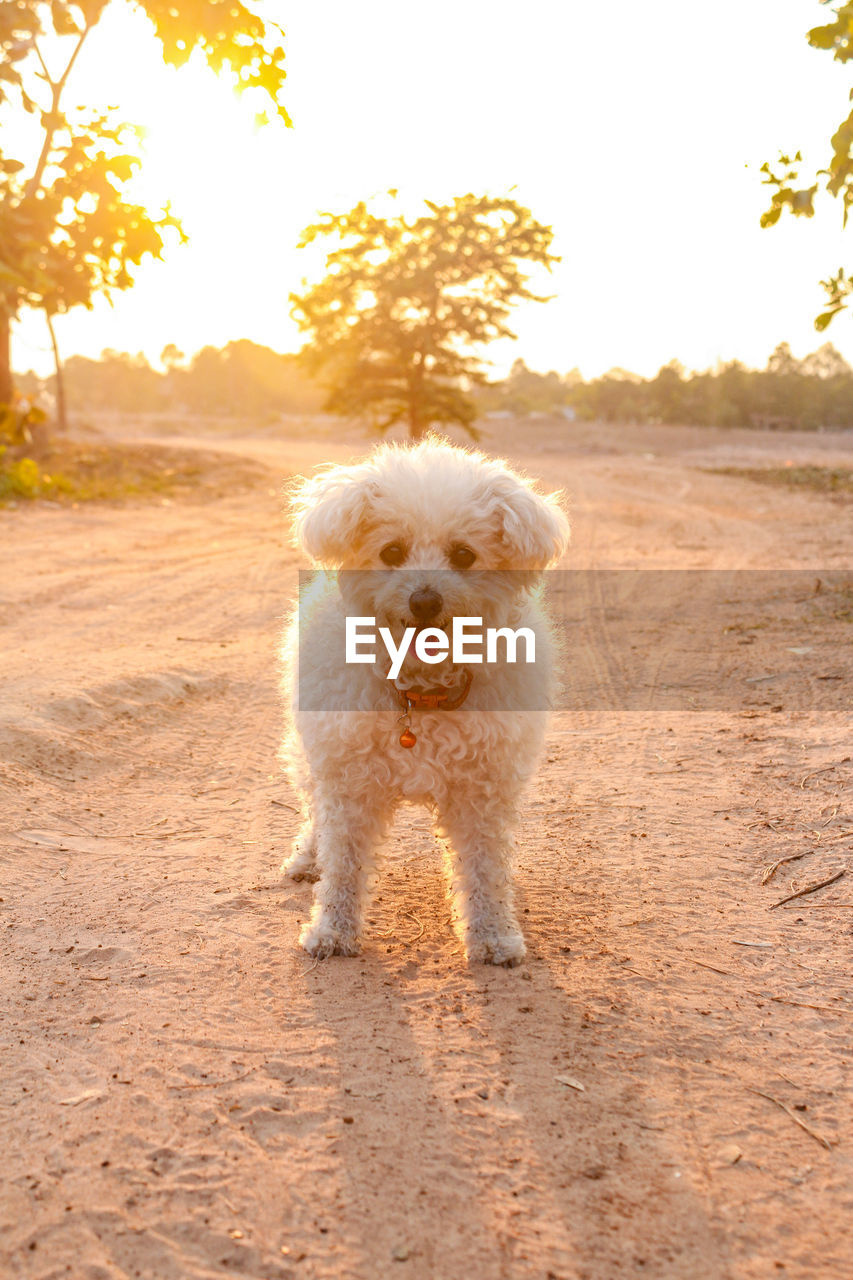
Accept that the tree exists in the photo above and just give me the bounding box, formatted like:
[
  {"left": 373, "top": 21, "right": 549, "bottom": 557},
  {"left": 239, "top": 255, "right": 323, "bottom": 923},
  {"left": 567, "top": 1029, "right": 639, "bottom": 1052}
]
[
  {"left": 801, "top": 340, "right": 851, "bottom": 378},
  {"left": 760, "top": 2, "right": 853, "bottom": 329},
  {"left": 649, "top": 360, "right": 686, "bottom": 423},
  {"left": 35, "top": 340, "right": 324, "bottom": 417},
  {"left": 175, "top": 339, "right": 324, "bottom": 416},
  {"left": 0, "top": 0, "right": 289, "bottom": 435},
  {"left": 290, "top": 193, "right": 559, "bottom": 439},
  {"left": 58, "top": 349, "right": 166, "bottom": 411}
]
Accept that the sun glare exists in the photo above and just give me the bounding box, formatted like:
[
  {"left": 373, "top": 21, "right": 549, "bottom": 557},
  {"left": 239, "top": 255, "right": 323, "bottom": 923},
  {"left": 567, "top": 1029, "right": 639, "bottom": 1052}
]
[{"left": 10, "top": 0, "right": 853, "bottom": 381}]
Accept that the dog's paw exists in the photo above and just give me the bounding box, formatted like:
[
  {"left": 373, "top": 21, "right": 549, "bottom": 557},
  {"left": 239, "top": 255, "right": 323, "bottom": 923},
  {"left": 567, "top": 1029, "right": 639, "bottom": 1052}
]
[
  {"left": 286, "top": 866, "right": 321, "bottom": 884},
  {"left": 281, "top": 851, "right": 320, "bottom": 883},
  {"left": 300, "top": 921, "right": 361, "bottom": 959},
  {"left": 468, "top": 931, "right": 527, "bottom": 967}
]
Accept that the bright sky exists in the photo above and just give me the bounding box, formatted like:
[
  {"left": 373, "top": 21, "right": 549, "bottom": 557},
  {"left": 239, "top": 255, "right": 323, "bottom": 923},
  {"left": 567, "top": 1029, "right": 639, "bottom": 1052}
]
[{"left": 10, "top": 0, "right": 853, "bottom": 380}]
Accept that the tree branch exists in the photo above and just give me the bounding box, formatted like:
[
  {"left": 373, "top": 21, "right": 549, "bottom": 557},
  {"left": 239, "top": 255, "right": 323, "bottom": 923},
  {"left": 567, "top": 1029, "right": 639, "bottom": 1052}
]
[
  {"left": 25, "top": 21, "right": 93, "bottom": 200},
  {"left": 32, "top": 40, "right": 51, "bottom": 82}
]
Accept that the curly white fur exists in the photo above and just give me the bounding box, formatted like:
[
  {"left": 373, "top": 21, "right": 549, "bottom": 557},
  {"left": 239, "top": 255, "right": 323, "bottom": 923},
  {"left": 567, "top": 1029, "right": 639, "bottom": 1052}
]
[{"left": 280, "top": 437, "right": 569, "bottom": 965}]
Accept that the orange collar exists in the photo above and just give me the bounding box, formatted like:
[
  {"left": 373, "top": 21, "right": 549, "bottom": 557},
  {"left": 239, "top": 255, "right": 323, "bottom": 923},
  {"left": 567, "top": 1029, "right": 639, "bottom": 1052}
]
[{"left": 393, "top": 669, "right": 473, "bottom": 713}]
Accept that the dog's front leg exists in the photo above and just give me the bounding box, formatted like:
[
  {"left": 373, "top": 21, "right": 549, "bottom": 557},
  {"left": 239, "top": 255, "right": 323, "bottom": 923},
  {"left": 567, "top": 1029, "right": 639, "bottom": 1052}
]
[
  {"left": 299, "top": 795, "right": 389, "bottom": 959},
  {"left": 436, "top": 792, "right": 526, "bottom": 967},
  {"left": 282, "top": 817, "right": 319, "bottom": 882}
]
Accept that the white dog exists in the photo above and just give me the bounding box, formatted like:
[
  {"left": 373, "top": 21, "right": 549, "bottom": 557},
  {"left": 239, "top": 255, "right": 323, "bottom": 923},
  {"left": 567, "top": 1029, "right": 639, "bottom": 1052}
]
[{"left": 280, "top": 437, "right": 569, "bottom": 965}]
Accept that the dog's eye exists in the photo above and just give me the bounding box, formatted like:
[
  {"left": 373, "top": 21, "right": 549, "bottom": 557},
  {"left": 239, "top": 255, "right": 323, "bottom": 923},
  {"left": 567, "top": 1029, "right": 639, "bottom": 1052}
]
[
  {"left": 449, "top": 545, "right": 476, "bottom": 570},
  {"left": 380, "top": 543, "right": 407, "bottom": 566}
]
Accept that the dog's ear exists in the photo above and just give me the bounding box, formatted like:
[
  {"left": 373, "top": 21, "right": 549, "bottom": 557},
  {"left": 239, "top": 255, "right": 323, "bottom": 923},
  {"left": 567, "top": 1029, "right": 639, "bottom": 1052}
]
[
  {"left": 486, "top": 472, "right": 570, "bottom": 570},
  {"left": 289, "top": 465, "right": 377, "bottom": 566}
]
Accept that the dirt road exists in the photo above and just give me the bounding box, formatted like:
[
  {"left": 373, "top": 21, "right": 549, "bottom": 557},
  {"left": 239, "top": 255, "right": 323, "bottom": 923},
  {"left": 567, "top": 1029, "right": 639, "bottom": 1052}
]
[{"left": 1, "top": 418, "right": 851, "bottom": 1279}]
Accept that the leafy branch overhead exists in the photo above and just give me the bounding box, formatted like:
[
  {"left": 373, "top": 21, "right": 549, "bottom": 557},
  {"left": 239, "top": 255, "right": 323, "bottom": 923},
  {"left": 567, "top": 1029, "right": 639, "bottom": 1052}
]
[
  {"left": 761, "top": 1, "right": 853, "bottom": 327},
  {"left": 133, "top": 1, "right": 290, "bottom": 125},
  {"left": 290, "top": 193, "right": 559, "bottom": 439},
  {"left": 0, "top": 0, "right": 289, "bottom": 414},
  {"left": 0, "top": 1, "right": 290, "bottom": 120}
]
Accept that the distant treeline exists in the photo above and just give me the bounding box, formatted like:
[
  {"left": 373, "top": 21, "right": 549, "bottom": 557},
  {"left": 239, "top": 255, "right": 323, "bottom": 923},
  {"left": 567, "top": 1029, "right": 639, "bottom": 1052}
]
[
  {"left": 475, "top": 344, "right": 853, "bottom": 430},
  {"left": 17, "top": 339, "right": 853, "bottom": 430},
  {"left": 18, "top": 340, "right": 325, "bottom": 418}
]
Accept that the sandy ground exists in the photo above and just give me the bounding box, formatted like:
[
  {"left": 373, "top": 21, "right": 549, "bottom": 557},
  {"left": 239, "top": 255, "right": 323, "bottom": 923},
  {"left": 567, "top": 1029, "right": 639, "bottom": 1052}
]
[{"left": 1, "top": 415, "right": 852, "bottom": 1280}]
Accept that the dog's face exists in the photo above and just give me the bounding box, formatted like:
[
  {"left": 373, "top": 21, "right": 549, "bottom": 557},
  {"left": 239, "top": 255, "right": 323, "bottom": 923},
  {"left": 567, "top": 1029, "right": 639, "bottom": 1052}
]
[{"left": 290, "top": 440, "right": 569, "bottom": 674}]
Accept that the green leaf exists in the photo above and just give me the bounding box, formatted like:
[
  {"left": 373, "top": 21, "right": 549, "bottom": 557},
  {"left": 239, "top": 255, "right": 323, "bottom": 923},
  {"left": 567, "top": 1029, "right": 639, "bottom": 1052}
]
[{"left": 815, "top": 308, "right": 842, "bottom": 331}]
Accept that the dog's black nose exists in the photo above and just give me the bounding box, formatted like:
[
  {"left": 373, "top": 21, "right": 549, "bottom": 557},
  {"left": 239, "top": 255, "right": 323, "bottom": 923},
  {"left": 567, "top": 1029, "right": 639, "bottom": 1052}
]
[{"left": 409, "top": 587, "right": 443, "bottom": 622}]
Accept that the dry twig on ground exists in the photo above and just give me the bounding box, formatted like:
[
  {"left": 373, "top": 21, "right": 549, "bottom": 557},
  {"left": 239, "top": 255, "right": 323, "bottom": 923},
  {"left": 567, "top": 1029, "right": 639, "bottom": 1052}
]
[
  {"left": 748, "top": 1088, "right": 834, "bottom": 1151},
  {"left": 761, "top": 852, "right": 808, "bottom": 885},
  {"left": 769, "top": 869, "right": 846, "bottom": 910}
]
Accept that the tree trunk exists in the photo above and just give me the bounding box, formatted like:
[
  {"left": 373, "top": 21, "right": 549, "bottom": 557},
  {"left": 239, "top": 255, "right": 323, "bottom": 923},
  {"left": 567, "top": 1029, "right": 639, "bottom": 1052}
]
[
  {"left": 407, "top": 389, "right": 428, "bottom": 440},
  {"left": 0, "top": 307, "right": 12, "bottom": 407},
  {"left": 46, "top": 313, "right": 68, "bottom": 434},
  {"left": 408, "top": 360, "right": 427, "bottom": 439}
]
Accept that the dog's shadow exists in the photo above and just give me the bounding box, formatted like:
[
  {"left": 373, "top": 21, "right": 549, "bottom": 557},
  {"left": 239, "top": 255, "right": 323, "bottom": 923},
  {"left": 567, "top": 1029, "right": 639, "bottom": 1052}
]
[{"left": 289, "top": 809, "right": 724, "bottom": 1279}]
